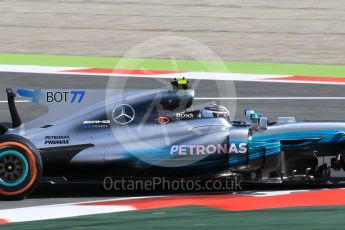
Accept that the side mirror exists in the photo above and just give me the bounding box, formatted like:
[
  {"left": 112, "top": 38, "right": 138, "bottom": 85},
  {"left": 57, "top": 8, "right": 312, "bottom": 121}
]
[
  {"left": 245, "top": 109, "right": 255, "bottom": 125},
  {"left": 250, "top": 113, "right": 260, "bottom": 130},
  {"left": 259, "top": 116, "right": 268, "bottom": 130}
]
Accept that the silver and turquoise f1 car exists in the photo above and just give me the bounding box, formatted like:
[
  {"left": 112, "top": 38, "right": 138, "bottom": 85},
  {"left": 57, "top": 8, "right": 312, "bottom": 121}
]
[{"left": 1, "top": 81, "right": 345, "bottom": 199}]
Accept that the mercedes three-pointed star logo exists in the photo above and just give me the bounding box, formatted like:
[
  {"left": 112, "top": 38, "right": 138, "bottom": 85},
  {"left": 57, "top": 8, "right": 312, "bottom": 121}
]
[{"left": 112, "top": 104, "right": 135, "bottom": 125}]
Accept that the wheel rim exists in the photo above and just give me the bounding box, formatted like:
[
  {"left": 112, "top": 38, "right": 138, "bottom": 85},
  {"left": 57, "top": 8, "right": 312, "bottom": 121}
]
[{"left": 0, "top": 150, "right": 29, "bottom": 187}]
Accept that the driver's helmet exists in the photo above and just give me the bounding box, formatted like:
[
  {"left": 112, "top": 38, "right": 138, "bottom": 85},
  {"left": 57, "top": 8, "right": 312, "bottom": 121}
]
[{"left": 202, "top": 104, "right": 230, "bottom": 121}]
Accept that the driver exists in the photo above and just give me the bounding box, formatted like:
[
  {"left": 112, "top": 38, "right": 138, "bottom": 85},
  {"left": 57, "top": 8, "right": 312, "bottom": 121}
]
[
  {"left": 171, "top": 77, "right": 189, "bottom": 90},
  {"left": 178, "top": 77, "right": 189, "bottom": 90}
]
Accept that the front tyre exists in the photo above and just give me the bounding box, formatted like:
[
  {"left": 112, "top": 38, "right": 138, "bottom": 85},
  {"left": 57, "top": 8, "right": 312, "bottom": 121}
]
[{"left": 0, "top": 135, "right": 42, "bottom": 200}]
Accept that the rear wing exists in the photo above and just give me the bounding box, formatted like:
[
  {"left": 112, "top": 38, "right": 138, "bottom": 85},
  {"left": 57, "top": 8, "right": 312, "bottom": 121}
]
[
  {"left": 16, "top": 88, "right": 109, "bottom": 107},
  {"left": 13, "top": 89, "right": 110, "bottom": 127},
  {"left": 17, "top": 89, "right": 91, "bottom": 105}
]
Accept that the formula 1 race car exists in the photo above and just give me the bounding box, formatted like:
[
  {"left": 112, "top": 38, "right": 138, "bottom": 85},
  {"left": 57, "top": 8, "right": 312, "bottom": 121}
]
[{"left": 1, "top": 81, "right": 345, "bottom": 199}]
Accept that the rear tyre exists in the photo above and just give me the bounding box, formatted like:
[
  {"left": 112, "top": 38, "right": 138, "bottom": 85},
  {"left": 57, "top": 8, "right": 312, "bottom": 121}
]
[{"left": 0, "top": 135, "right": 42, "bottom": 200}]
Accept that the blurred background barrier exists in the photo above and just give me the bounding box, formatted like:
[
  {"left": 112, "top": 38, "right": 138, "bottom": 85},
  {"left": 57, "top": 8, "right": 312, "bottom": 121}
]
[{"left": 1, "top": 0, "right": 345, "bottom": 64}]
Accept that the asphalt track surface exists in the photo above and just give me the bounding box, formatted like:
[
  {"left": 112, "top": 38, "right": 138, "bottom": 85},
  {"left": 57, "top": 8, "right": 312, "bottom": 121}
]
[
  {"left": 1, "top": 71, "right": 345, "bottom": 210},
  {"left": 2, "top": 0, "right": 345, "bottom": 64},
  {"left": 1, "top": 71, "right": 345, "bottom": 122}
]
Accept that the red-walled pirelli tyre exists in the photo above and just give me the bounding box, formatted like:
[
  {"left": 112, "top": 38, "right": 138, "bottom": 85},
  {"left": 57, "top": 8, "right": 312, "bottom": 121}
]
[{"left": 0, "top": 135, "right": 42, "bottom": 200}]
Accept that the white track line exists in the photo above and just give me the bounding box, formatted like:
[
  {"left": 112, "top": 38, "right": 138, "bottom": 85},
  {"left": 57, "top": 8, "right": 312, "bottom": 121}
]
[
  {"left": 195, "top": 97, "right": 345, "bottom": 100},
  {"left": 0, "top": 205, "right": 135, "bottom": 223},
  {"left": 1, "top": 64, "right": 345, "bottom": 85},
  {"left": 0, "top": 195, "right": 163, "bottom": 223},
  {"left": 0, "top": 98, "right": 343, "bottom": 103},
  {"left": 0, "top": 100, "right": 30, "bottom": 103}
]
